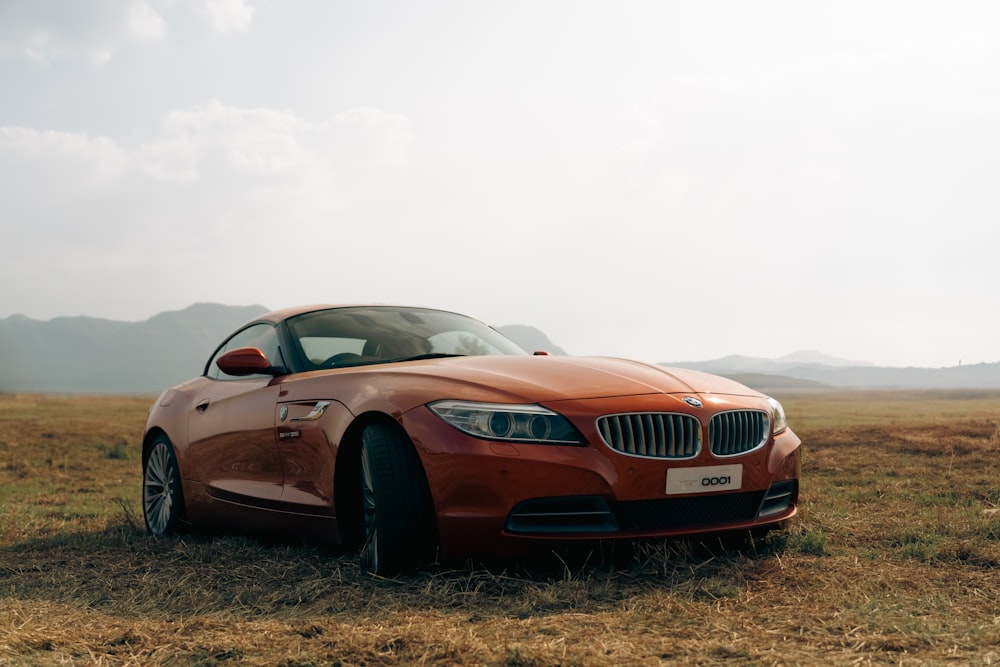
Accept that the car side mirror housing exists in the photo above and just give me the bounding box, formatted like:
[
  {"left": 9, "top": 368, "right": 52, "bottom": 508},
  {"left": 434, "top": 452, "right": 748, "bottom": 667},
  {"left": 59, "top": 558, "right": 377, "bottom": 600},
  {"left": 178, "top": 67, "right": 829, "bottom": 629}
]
[{"left": 216, "top": 347, "right": 284, "bottom": 377}]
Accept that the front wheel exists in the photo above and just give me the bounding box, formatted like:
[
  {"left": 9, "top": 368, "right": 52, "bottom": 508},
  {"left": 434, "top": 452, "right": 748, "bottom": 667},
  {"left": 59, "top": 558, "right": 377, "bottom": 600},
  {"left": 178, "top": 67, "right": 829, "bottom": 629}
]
[
  {"left": 143, "top": 435, "right": 185, "bottom": 536},
  {"left": 360, "top": 423, "right": 437, "bottom": 575}
]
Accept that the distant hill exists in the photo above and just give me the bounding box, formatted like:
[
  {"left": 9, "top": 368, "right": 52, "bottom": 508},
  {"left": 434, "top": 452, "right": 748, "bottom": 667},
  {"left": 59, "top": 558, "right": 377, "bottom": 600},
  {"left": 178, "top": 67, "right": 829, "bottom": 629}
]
[
  {"left": 773, "top": 349, "right": 875, "bottom": 367},
  {"left": 719, "top": 373, "right": 833, "bottom": 393},
  {"left": 496, "top": 325, "right": 568, "bottom": 355},
  {"left": 664, "top": 353, "right": 1000, "bottom": 390},
  {"left": 0, "top": 304, "right": 268, "bottom": 393}
]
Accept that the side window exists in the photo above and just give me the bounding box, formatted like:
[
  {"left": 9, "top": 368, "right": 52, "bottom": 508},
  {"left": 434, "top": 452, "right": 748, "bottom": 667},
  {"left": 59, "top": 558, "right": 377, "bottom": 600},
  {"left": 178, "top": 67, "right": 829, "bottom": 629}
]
[{"left": 206, "top": 323, "right": 283, "bottom": 380}]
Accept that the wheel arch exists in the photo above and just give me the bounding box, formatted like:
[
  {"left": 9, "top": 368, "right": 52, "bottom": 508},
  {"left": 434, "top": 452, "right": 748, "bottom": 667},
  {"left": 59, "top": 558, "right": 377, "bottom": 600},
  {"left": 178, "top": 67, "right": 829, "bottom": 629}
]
[{"left": 333, "top": 410, "right": 430, "bottom": 547}]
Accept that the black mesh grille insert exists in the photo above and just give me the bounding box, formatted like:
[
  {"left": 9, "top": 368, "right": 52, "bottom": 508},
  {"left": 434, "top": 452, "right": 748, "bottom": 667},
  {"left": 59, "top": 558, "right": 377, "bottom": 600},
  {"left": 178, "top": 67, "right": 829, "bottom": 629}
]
[
  {"left": 506, "top": 495, "right": 621, "bottom": 534},
  {"left": 758, "top": 480, "right": 797, "bottom": 518},
  {"left": 616, "top": 491, "right": 767, "bottom": 531}
]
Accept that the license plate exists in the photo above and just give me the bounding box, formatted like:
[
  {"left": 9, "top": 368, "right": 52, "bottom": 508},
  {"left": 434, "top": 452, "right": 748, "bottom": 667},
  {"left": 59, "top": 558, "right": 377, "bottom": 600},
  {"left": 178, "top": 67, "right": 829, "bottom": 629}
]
[{"left": 666, "top": 464, "right": 743, "bottom": 495}]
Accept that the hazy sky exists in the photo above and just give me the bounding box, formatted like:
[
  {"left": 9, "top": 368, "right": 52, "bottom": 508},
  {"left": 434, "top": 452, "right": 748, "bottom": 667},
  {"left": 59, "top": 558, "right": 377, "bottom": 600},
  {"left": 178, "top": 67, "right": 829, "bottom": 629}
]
[{"left": 1, "top": 1, "right": 997, "bottom": 368}]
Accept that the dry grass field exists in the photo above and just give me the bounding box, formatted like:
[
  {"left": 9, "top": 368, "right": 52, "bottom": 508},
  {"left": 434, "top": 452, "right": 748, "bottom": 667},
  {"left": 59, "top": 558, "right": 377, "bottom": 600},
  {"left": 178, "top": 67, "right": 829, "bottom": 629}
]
[{"left": 2, "top": 390, "right": 1000, "bottom": 666}]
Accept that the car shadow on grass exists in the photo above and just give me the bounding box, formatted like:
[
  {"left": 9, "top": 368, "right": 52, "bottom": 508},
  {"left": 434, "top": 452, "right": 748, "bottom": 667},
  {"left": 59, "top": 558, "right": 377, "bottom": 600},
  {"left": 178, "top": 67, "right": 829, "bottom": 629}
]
[{"left": 1, "top": 508, "right": 794, "bottom": 623}]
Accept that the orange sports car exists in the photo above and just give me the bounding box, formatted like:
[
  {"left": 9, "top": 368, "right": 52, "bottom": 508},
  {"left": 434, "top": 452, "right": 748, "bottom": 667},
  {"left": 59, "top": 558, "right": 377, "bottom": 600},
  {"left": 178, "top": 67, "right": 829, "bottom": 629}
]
[{"left": 142, "top": 305, "right": 801, "bottom": 574}]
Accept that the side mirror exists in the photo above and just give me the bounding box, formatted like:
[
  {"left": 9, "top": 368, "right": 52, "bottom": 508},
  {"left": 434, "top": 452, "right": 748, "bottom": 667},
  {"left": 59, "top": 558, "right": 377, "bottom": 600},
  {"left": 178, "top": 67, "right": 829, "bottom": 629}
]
[{"left": 216, "top": 347, "right": 284, "bottom": 377}]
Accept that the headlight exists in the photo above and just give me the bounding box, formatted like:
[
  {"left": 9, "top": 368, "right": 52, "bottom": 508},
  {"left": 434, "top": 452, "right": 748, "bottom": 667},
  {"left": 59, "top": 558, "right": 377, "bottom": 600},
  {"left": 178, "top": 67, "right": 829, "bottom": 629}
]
[
  {"left": 429, "top": 400, "right": 584, "bottom": 445},
  {"left": 766, "top": 397, "right": 788, "bottom": 435}
]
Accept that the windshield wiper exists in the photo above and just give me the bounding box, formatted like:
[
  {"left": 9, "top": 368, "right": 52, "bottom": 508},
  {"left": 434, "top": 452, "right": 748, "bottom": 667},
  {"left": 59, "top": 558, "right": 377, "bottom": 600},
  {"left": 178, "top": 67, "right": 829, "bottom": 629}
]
[{"left": 387, "top": 353, "right": 466, "bottom": 363}]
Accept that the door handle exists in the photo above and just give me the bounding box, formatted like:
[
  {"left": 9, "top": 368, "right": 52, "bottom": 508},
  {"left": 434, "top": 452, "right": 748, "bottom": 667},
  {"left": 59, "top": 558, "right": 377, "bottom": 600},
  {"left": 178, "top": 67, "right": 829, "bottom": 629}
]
[
  {"left": 291, "top": 401, "right": 331, "bottom": 422},
  {"left": 196, "top": 399, "right": 211, "bottom": 413}
]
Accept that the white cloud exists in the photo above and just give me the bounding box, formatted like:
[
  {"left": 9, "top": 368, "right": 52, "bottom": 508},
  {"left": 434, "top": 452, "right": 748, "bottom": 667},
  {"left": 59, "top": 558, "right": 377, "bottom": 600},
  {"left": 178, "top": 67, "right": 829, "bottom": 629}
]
[
  {"left": 331, "top": 108, "right": 412, "bottom": 168},
  {"left": 126, "top": 2, "right": 168, "bottom": 44},
  {"left": 0, "top": 127, "right": 130, "bottom": 257},
  {"left": 0, "top": 0, "right": 248, "bottom": 64},
  {"left": 140, "top": 101, "right": 309, "bottom": 182},
  {"left": 17, "top": 31, "right": 64, "bottom": 66},
  {"left": 0, "top": 126, "right": 129, "bottom": 187},
  {"left": 0, "top": 1, "right": 170, "bottom": 64},
  {"left": 138, "top": 134, "right": 201, "bottom": 184},
  {"left": 0, "top": 2, "right": 113, "bottom": 64},
  {"left": 140, "top": 100, "right": 411, "bottom": 183},
  {"left": 196, "top": 0, "right": 254, "bottom": 34}
]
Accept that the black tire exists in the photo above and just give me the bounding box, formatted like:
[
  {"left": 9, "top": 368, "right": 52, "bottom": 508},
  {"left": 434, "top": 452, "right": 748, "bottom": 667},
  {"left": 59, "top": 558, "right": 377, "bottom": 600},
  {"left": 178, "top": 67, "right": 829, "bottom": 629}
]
[
  {"left": 359, "top": 423, "right": 437, "bottom": 575},
  {"left": 143, "top": 435, "right": 185, "bottom": 536}
]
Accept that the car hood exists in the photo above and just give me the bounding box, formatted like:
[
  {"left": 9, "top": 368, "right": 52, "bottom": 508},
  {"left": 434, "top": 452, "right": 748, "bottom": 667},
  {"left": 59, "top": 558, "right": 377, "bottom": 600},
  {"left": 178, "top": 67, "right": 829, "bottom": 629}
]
[{"left": 357, "top": 355, "right": 763, "bottom": 403}]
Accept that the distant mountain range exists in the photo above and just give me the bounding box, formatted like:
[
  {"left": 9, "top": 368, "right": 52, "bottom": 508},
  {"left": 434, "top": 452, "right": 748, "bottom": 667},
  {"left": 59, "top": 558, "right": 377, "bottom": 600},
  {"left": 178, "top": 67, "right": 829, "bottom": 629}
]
[
  {"left": 496, "top": 324, "right": 568, "bottom": 356},
  {"left": 0, "top": 304, "right": 996, "bottom": 393},
  {"left": 0, "top": 304, "right": 269, "bottom": 394},
  {"left": 664, "top": 352, "right": 1000, "bottom": 391}
]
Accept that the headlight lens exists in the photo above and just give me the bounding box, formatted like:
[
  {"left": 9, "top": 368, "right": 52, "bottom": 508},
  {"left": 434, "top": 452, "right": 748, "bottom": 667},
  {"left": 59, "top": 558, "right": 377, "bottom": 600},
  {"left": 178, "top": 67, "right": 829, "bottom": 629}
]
[
  {"left": 767, "top": 397, "right": 788, "bottom": 435},
  {"left": 429, "top": 400, "right": 584, "bottom": 445}
]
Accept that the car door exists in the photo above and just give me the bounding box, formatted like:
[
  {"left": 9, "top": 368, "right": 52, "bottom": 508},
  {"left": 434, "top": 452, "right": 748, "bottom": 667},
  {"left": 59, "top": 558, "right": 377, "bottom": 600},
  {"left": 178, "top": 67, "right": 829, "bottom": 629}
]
[
  {"left": 187, "top": 323, "right": 285, "bottom": 504},
  {"left": 276, "top": 398, "right": 354, "bottom": 512},
  {"left": 274, "top": 330, "right": 363, "bottom": 511}
]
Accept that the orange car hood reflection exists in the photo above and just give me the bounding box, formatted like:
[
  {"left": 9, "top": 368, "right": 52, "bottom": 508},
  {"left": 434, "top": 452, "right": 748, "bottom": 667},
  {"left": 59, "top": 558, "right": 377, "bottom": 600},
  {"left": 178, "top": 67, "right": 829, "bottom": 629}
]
[{"left": 358, "top": 355, "right": 763, "bottom": 402}]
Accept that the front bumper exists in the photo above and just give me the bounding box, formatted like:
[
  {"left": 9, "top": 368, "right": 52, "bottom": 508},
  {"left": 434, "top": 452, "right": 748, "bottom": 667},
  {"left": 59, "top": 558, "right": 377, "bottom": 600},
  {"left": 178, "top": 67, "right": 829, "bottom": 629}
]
[
  {"left": 399, "top": 398, "right": 802, "bottom": 560},
  {"left": 506, "top": 479, "right": 797, "bottom": 534}
]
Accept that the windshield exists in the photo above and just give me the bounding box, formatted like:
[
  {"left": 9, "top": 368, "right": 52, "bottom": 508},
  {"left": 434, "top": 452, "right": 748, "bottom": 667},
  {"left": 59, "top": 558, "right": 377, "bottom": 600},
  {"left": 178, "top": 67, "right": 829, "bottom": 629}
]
[{"left": 286, "top": 306, "right": 528, "bottom": 370}]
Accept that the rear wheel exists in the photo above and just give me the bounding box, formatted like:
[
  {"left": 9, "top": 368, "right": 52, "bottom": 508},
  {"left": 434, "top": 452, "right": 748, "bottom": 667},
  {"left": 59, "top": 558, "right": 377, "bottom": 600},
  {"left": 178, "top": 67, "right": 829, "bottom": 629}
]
[
  {"left": 143, "top": 436, "right": 185, "bottom": 536},
  {"left": 359, "top": 423, "right": 436, "bottom": 575}
]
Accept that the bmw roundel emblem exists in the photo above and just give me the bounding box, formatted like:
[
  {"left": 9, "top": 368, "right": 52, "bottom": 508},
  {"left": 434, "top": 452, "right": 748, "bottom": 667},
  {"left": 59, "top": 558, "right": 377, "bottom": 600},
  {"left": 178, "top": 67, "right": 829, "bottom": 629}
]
[
  {"left": 683, "top": 396, "right": 703, "bottom": 408},
  {"left": 279, "top": 405, "right": 289, "bottom": 422}
]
